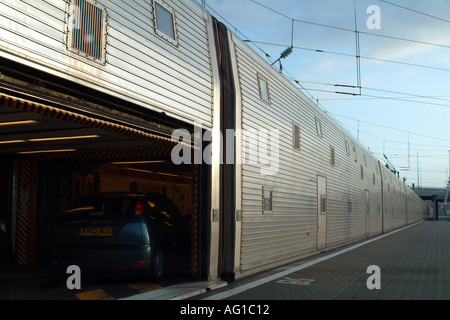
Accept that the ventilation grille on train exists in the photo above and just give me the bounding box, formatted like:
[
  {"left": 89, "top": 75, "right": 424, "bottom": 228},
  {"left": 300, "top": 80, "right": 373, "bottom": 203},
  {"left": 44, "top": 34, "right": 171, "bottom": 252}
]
[{"left": 68, "top": 0, "right": 107, "bottom": 63}]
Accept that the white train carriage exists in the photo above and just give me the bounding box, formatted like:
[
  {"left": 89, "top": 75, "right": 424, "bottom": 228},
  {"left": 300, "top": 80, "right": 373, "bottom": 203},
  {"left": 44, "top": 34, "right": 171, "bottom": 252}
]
[
  {"left": 227, "top": 30, "right": 425, "bottom": 278},
  {"left": 0, "top": 0, "right": 427, "bottom": 282}
]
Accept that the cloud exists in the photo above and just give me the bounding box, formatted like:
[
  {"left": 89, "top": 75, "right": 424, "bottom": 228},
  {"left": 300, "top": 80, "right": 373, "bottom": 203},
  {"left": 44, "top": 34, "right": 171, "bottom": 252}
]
[{"left": 357, "top": 0, "right": 450, "bottom": 62}]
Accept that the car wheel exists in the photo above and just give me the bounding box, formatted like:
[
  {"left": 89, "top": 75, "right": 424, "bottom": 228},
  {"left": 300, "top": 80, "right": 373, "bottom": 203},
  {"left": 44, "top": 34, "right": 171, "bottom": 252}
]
[{"left": 153, "top": 250, "right": 165, "bottom": 281}]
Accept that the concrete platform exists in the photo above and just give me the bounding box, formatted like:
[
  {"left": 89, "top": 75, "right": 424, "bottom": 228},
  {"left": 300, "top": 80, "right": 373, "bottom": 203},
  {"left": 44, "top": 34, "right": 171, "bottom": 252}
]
[{"left": 192, "top": 220, "right": 450, "bottom": 300}]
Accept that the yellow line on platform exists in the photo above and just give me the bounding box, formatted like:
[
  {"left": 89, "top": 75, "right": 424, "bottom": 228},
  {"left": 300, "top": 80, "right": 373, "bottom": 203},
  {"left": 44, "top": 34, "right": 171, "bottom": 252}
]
[{"left": 75, "top": 289, "right": 115, "bottom": 300}]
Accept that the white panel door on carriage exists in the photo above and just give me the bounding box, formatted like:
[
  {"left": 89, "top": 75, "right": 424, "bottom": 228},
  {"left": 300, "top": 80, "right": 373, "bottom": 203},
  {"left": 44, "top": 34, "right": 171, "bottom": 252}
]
[{"left": 317, "top": 175, "right": 327, "bottom": 250}]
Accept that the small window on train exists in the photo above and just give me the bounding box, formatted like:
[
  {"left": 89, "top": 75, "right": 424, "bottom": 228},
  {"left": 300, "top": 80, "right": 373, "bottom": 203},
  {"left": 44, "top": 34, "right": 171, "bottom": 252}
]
[
  {"left": 360, "top": 165, "right": 364, "bottom": 179},
  {"left": 345, "top": 140, "right": 351, "bottom": 156},
  {"left": 258, "top": 74, "right": 270, "bottom": 103},
  {"left": 67, "top": 0, "right": 107, "bottom": 63},
  {"left": 352, "top": 145, "right": 357, "bottom": 162},
  {"left": 154, "top": 1, "right": 177, "bottom": 44},
  {"left": 330, "top": 147, "right": 335, "bottom": 166},
  {"left": 348, "top": 201, "right": 353, "bottom": 214},
  {"left": 315, "top": 118, "right": 323, "bottom": 137},
  {"left": 263, "top": 186, "right": 273, "bottom": 214},
  {"left": 363, "top": 154, "right": 368, "bottom": 167},
  {"left": 320, "top": 196, "right": 326, "bottom": 214},
  {"left": 373, "top": 173, "right": 376, "bottom": 185},
  {"left": 293, "top": 123, "right": 300, "bottom": 150}
]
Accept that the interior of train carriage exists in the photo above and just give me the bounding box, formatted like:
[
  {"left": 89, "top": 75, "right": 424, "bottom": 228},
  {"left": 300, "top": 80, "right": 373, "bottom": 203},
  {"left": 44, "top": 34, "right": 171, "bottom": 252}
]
[{"left": 0, "top": 61, "right": 207, "bottom": 279}]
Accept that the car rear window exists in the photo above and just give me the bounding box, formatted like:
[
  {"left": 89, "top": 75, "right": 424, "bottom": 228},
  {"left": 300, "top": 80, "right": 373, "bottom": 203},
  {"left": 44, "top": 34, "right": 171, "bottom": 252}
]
[{"left": 65, "top": 196, "right": 137, "bottom": 218}]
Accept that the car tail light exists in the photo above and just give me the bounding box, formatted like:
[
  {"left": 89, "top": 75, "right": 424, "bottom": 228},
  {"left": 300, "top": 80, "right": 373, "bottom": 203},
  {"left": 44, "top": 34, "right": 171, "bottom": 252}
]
[
  {"left": 135, "top": 260, "right": 147, "bottom": 267},
  {"left": 135, "top": 199, "right": 145, "bottom": 217}
]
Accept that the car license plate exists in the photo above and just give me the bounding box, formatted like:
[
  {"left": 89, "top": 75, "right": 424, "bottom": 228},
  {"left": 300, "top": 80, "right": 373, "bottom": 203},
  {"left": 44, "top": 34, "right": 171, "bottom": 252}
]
[{"left": 79, "top": 227, "right": 112, "bottom": 237}]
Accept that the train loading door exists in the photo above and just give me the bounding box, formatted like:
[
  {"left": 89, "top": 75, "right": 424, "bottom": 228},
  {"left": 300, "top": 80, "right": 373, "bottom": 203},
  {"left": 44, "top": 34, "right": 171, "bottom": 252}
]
[
  {"left": 317, "top": 176, "right": 327, "bottom": 250},
  {"left": 0, "top": 88, "right": 209, "bottom": 280},
  {"left": 365, "top": 190, "right": 370, "bottom": 237}
]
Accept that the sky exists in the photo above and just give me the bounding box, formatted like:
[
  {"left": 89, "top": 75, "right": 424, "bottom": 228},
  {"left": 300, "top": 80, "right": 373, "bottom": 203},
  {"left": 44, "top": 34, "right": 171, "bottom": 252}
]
[{"left": 196, "top": 0, "right": 450, "bottom": 188}]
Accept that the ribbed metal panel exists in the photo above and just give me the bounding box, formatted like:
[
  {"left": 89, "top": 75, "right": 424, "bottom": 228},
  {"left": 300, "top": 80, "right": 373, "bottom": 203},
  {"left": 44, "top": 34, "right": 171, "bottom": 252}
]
[
  {"left": 0, "top": 0, "right": 214, "bottom": 127},
  {"left": 231, "top": 33, "right": 421, "bottom": 275}
]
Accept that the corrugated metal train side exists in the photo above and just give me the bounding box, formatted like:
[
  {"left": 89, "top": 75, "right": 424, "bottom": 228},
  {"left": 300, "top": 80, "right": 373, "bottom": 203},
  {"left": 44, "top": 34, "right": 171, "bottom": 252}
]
[{"left": 226, "top": 29, "right": 427, "bottom": 278}]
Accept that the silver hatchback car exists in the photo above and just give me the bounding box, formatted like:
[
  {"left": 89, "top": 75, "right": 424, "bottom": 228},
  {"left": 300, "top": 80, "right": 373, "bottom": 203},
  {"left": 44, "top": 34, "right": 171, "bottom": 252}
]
[{"left": 51, "top": 193, "right": 190, "bottom": 280}]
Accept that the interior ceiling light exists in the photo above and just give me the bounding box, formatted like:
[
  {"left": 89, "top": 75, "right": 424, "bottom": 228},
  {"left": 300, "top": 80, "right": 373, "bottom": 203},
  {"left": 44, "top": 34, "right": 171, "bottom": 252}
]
[
  {"left": 111, "top": 160, "right": 166, "bottom": 165},
  {"left": 125, "top": 167, "right": 190, "bottom": 179},
  {"left": 18, "top": 149, "right": 77, "bottom": 154},
  {"left": 28, "top": 135, "right": 100, "bottom": 142},
  {"left": 0, "top": 140, "right": 26, "bottom": 144},
  {"left": 0, "top": 120, "right": 39, "bottom": 126},
  {"left": 0, "top": 135, "right": 100, "bottom": 144},
  {"left": 125, "top": 167, "right": 154, "bottom": 174}
]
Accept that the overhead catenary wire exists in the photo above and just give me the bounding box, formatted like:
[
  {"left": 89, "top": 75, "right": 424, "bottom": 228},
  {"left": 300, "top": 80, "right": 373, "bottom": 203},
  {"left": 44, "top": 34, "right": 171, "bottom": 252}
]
[
  {"left": 336, "top": 119, "right": 449, "bottom": 147},
  {"left": 353, "top": 0, "right": 362, "bottom": 94},
  {"left": 246, "top": 40, "right": 450, "bottom": 73},
  {"left": 274, "top": 77, "right": 450, "bottom": 104},
  {"left": 281, "top": 83, "right": 450, "bottom": 109},
  {"left": 246, "top": 0, "right": 450, "bottom": 105},
  {"left": 245, "top": 0, "right": 450, "bottom": 106},
  {"left": 285, "top": 82, "right": 450, "bottom": 108},
  {"left": 378, "top": 0, "right": 450, "bottom": 24},
  {"left": 320, "top": 94, "right": 450, "bottom": 103},
  {"left": 275, "top": 61, "right": 450, "bottom": 167},
  {"left": 329, "top": 113, "right": 450, "bottom": 143},
  {"left": 249, "top": 0, "right": 450, "bottom": 49},
  {"left": 203, "top": 0, "right": 449, "bottom": 185},
  {"left": 206, "top": 0, "right": 450, "bottom": 105}
]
